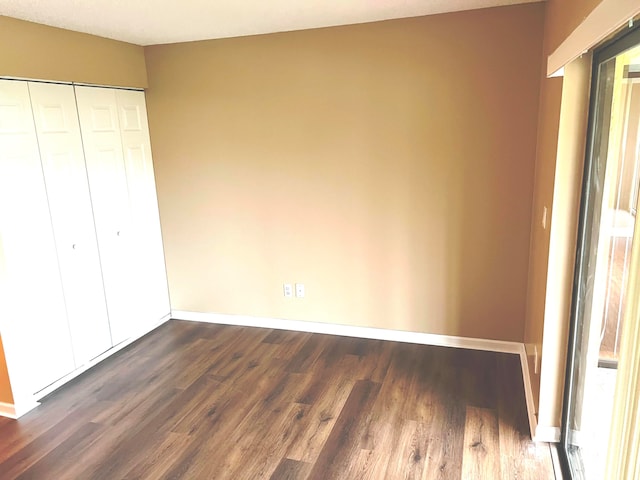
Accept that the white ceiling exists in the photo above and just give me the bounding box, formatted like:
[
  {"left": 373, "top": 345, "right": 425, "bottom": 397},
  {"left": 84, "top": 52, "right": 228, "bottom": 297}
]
[{"left": 0, "top": 0, "right": 542, "bottom": 46}]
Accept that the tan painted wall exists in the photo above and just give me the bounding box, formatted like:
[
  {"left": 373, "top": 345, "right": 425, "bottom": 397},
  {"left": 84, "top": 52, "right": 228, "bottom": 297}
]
[
  {"left": 0, "top": 16, "right": 147, "bottom": 88},
  {"left": 0, "top": 15, "right": 149, "bottom": 407},
  {"left": 145, "top": 4, "right": 545, "bottom": 342},
  {"left": 525, "top": 0, "right": 601, "bottom": 432},
  {"left": 0, "top": 336, "right": 13, "bottom": 404},
  {"left": 523, "top": 0, "right": 604, "bottom": 419},
  {"left": 544, "top": 0, "right": 603, "bottom": 55},
  {"left": 538, "top": 54, "right": 592, "bottom": 431},
  {"left": 524, "top": 74, "right": 563, "bottom": 413},
  {"left": 523, "top": 15, "right": 565, "bottom": 416}
]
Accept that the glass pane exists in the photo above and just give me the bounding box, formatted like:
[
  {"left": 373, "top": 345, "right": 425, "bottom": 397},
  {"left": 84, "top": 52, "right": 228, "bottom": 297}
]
[{"left": 564, "top": 41, "right": 640, "bottom": 479}]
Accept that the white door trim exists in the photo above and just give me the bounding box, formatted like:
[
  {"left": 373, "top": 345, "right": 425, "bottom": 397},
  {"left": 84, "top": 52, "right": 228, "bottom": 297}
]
[
  {"left": 0, "top": 402, "right": 18, "bottom": 419},
  {"left": 0, "top": 399, "right": 39, "bottom": 419}
]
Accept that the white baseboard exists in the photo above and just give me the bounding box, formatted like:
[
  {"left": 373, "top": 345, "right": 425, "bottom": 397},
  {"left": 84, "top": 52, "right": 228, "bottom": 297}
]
[
  {"left": 0, "top": 398, "right": 39, "bottom": 419},
  {"left": 32, "top": 314, "right": 171, "bottom": 404},
  {"left": 518, "top": 346, "right": 539, "bottom": 442},
  {"left": 171, "top": 310, "right": 539, "bottom": 439},
  {"left": 0, "top": 401, "right": 17, "bottom": 419},
  {"left": 535, "top": 425, "right": 562, "bottom": 443},
  {"left": 172, "top": 311, "right": 523, "bottom": 353}
]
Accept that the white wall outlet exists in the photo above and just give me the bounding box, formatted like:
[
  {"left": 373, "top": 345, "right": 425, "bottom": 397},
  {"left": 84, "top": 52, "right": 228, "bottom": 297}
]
[
  {"left": 283, "top": 284, "right": 293, "bottom": 298},
  {"left": 542, "top": 206, "right": 548, "bottom": 230},
  {"left": 295, "top": 283, "right": 305, "bottom": 298}
]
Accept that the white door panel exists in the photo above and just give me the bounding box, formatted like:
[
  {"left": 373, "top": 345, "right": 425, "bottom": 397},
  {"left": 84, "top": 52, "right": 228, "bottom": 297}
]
[
  {"left": 116, "top": 90, "right": 171, "bottom": 323},
  {"left": 28, "top": 82, "right": 113, "bottom": 366},
  {"left": 0, "top": 80, "right": 75, "bottom": 398},
  {"left": 75, "top": 86, "right": 138, "bottom": 345}
]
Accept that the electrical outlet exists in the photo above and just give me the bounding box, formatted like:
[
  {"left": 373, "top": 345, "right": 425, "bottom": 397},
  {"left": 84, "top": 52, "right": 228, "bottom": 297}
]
[
  {"left": 283, "top": 284, "right": 293, "bottom": 298},
  {"left": 295, "top": 283, "right": 305, "bottom": 298}
]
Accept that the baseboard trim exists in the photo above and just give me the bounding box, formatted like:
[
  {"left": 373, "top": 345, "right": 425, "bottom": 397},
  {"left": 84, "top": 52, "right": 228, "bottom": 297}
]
[
  {"left": 0, "top": 398, "right": 40, "bottom": 419},
  {"left": 0, "top": 402, "right": 17, "bottom": 419},
  {"left": 32, "top": 314, "right": 172, "bottom": 404},
  {"left": 518, "top": 346, "right": 539, "bottom": 442},
  {"left": 535, "top": 425, "right": 562, "bottom": 443},
  {"left": 172, "top": 311, "right": 522, "bottom": 352},
  {"left": 171, "top": 310, "right": 538, "bottom": 439}
]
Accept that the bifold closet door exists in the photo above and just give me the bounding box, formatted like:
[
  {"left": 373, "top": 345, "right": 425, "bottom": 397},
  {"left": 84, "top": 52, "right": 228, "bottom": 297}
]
[
  {"left": 74, "top": 86, "right": 139, "bottom": 345},
  {"left": 28, "top": 82, "right": 113, "bottom": 366},
  {"left": 0, "top": 80, "right": 75, "bottom": 398},
  {"left": 116, "top": 89, "right": 170, "bottom": 323}
]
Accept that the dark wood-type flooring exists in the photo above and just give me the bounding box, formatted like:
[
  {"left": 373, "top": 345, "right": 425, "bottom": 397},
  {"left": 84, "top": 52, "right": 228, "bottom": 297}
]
[{"left": 0, "top": 320, "right": 556, "bottom": 479}]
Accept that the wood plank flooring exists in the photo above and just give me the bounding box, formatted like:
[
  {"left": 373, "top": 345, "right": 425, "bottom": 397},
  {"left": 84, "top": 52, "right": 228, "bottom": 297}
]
[{"left": 0, "top": 320, "right": 557, "bottom": 479}]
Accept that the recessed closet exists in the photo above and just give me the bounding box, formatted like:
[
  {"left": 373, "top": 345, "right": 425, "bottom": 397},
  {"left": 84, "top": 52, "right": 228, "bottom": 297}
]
[{"left": 0, "top": 79, "right": 169, "bottom": 413}]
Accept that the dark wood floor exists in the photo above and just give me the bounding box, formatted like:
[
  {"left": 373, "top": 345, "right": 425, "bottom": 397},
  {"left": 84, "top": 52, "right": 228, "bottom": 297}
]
[{"left": 0, "top": 320, "right": 556, "bottom": 479}]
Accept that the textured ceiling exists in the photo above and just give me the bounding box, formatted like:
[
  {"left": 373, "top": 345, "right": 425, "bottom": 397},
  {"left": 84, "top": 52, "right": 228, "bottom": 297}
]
[{"left": 0, "top": 0, "right": 543, "bottom": 46}]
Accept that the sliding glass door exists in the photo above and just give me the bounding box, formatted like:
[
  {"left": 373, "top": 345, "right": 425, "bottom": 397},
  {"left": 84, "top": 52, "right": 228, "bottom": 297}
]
[{"left": 561, "top": 26, "right": 640, "bottom": 479}]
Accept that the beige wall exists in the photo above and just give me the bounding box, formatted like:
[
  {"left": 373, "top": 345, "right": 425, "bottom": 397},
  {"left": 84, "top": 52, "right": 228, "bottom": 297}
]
[
  {"left": 0, "top": 15, "right": 149, "bottom": 407},
  {"left": 538, "top": 54, "right": 592, "bottom": 430},
  {"left": 146, "top": 4, "right": 545, "bottom": 342},
  {"left": 524, "top": 74, "right": 563, "bottom": 413},
  {"left": 523, "top": 0, "right": 603, "bottom": 422},
  {"left": 0, "top": 16, "right": 147, "bottom": 88},
  {"left": 544, "top": 0, "right": 603, "bottom": 55}
]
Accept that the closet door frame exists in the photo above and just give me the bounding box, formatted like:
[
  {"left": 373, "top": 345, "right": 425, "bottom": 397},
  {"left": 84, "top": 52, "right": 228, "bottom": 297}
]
[{"left": 0, "top": 78, "right": 171, "bottom": 417}]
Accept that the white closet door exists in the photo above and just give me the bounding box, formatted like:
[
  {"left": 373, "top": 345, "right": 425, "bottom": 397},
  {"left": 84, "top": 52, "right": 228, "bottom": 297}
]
[
  {"left": 116, "top": 90, "right": 170, "bottom": 324},
  {"left": 0, "top": 80, "right": 75, "bottom": 398},
  {"left": 74, "top": 86, "right": 138, "bottom": 345},
  {"left": 28, "top": 82, "right": 113, "bottom": 366}
]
